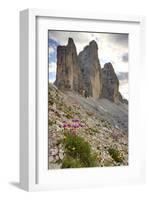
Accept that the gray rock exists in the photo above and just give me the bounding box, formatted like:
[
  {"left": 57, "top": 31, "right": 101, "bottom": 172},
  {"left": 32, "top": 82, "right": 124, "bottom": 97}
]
[
  {"left": 55, "top": 155, "right": 59, "bottom": 161},
  {"left": 50, "top": 148, "right": 58, "bottom": 156},
  {"left": 55, "top": 38, "right": 126, "bottom": 104},
  {"left": 101, "top": 62, "right": 122, "bottom": 103},
  {"left": 55, "top": 38, "right": 80, "bottom": 92},
  {"left": 55, "top": 38, "right": 102, "bottom": 99},
  {"left": 49, "top": 156, "right": 54, "bottom": 162},
  {"left": 59, "top": 152, "right": 64, "bottom": 160},
  {"left": 78, "top": 40, "right": 102, "bottom": 98}
]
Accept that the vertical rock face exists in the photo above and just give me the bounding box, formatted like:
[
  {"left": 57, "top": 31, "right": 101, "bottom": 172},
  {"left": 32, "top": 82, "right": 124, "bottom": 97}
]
[
  {"left": 101, "top": 62, "right": 120, "bottom": 103},
  {"left": 55, "top": 38, "right": 80, "bottom": 91},
  {"left": 55, "top": 38, "right": 102, "bottom": 98},
  {"left": 55, "top": 38, "right": 124, "bottom": 103},
  {"left": 78, "top": 40, "right": 102, "bottom": 98}
]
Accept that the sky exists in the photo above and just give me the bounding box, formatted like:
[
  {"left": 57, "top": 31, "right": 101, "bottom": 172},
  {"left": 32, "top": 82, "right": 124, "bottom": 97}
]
[{"left": 48, "top": 31, "right": 128, "bottom": 99}]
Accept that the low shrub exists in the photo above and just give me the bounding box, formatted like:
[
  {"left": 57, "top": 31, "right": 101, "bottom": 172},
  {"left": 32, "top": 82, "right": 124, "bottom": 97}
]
[
  {"left": 62, "top": 131, "right": 98, "bottom": 168},
  {"left": 108, "top": 147, "right": 123, "bottom": 163}
]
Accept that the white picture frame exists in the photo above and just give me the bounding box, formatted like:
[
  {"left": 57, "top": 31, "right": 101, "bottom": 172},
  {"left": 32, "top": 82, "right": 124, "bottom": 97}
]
[{"left": 20, "top": 9, "right": 146, "bottom": 191}]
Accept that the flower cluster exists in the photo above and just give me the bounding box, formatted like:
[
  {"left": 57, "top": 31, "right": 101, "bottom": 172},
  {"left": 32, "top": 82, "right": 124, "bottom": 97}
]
[{"left": 60, "top": 119, "right": 85, "bottom": 134}]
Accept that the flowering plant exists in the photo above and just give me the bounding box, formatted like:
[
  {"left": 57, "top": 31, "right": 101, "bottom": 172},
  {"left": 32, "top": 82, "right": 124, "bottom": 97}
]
[{"left": 60, "top": 119, "right": 85, "bottom": 134}]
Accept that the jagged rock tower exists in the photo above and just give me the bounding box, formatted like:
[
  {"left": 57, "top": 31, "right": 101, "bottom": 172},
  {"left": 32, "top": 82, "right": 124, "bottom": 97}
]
[
  {"left": 55, "top": 38, "right": 102, "bottom": 98},
  {"left": 55, "top": 38, "right": 124, "bottom": 103},
  {"left": 55, "top": 38, "right": 80, "bottom": 92},
  {"left": 78, "top": 40, "right": 102, "bottom": 98},
  {"left": 101, "top": 62, "right": 122, "bottom": 103}
]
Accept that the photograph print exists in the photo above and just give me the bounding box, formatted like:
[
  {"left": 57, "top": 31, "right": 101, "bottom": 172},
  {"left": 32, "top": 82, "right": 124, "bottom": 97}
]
[{"left": 48, "top": 30, "right": 128, "bottom": 169}]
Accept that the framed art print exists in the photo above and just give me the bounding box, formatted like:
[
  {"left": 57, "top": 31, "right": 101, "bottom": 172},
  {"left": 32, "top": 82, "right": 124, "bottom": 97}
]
[{"left": 20, "top": 9, "right": 145, "bottom": 191}]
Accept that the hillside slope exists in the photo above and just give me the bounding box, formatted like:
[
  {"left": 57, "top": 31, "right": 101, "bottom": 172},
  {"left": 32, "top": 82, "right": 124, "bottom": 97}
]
[{"left": 48, "top": 83, "right": 128, "bottom": 169}]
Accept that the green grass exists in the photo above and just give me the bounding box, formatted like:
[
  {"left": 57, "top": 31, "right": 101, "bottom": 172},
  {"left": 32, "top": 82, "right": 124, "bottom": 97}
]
[{"left": 61, "top": 131, "right": 98, "bottom": 168}]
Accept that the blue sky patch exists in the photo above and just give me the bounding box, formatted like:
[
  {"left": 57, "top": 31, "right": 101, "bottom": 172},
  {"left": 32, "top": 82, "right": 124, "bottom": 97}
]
[{"left": 48, "top": 38, "right": 60, "bottom": 63}]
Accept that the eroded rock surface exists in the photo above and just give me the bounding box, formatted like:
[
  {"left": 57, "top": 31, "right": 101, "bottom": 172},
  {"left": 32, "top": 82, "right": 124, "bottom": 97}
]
[
  {"left": 55, "top": 38, "right": 80, "bottom": 92},
  {"left": 78, "top": 40, "right": 102, "bottom": 98},
  {"left": 101, "top": 62, "right": 121, "bottom": 103},
  {"left": 55, "top": 38, "right": 127, "bottom": 103},
  {"left": 55, "top": 38, "right": 102, "bottom": 99}
]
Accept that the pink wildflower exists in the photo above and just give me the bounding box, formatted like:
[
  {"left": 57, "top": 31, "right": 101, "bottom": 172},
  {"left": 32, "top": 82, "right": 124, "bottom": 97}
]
[{"left": 63, "top": 123, "right": 67, "bottom": 128}]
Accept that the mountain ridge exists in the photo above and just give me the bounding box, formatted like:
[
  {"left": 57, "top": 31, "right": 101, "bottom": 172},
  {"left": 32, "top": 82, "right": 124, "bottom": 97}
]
[{"left": 55, "top": 37, "right": 128, "bottom": 103}]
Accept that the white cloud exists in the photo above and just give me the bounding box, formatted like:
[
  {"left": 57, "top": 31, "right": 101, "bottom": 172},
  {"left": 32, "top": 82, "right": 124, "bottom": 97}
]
[
  {"left": 49, "top": 47, "right": 55, "bottom": 54},
  {"left": 49, "top": 31, "right": 93, "bottom": 54},
  {"left": 49, "top": 62, "right": 56, "bottom": 73},
  {"left": 95, "top": 33, "right": 128, "bottom": 73},
  {"left": 49, "top": 62, "right": 56, "bottom": 83},
  {"left": 49, "top": 76, "right": 56, "bottom": 83},
  {"left": 119, "top": 82, "right": 129, "bottom": 100},
  {"left": 49, "top": 31, "right": 128, "bottom": 71}
]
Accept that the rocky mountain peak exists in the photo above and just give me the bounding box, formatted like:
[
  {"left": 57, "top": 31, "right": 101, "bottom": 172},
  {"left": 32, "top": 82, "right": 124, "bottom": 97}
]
[
  {"left": 55, "top": 37, "right": 79, "bottom": 91},
  {"left": 89, "top": 40, "right": 98, "bottom": 49},
  {"left": 101, "top": 62, "right": 121, "bottom": 103},
  {"left": 67, "top": 37, "right": 76, "bottom": 50},
  {"left": 55, "top": 38, "right": 125, "bottom": 104},
  {"left": 103, "top": 62, "right": 114, "bottom": 70},
  {"left": 78, "top": 40, "right": 102, "bottom": 98},
  {"left": 68, "top": 37, "right": 75, "bottom": 45}
]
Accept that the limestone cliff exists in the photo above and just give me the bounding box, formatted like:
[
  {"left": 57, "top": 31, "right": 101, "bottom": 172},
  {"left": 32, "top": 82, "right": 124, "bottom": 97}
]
[
  {"left": 55, "top": 38, "right": 125, "bottom": 103},
  {"left": 55, "top": 38, "right": 80, "bottom": 92},
  {"left": 101, "top": 62, "right": 121, "bottom": 103},
  {"left": 55, "top": 38, "right": 102, "bottom": 98},
  {"left": 78, "top": 40, "right": 102, "bottom": 98}
]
